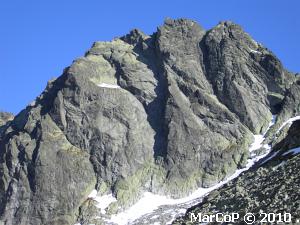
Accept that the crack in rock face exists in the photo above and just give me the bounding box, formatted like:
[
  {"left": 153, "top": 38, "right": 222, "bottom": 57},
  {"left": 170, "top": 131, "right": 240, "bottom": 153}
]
[{"left": 0, "top": 18, "right": 299, "bottom": 225}]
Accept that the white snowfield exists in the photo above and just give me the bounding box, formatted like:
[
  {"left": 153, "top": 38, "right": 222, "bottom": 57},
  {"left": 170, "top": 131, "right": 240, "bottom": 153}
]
[
  {"left": 75, "top": 115, "right": 300, "bottom": 225},
  {"left": 98, "top": 83, "right": 121, "bottom": 89}
]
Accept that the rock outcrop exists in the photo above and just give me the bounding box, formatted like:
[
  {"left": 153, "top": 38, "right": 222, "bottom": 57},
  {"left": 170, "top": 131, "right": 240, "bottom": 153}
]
[
  {"left": 0, "top": 18, "right": 298, "bottom": 225},
  {"left": 0, "top": 112, "right": 14, "bottom": 143},
  {"left": 0, "top": 112, "right": 13, "bottom": 127}
]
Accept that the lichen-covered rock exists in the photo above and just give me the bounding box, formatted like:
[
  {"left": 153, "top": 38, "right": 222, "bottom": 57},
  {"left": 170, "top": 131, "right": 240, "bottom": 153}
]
[
  {"left": 0, "top": 104, "right": 96, "bottom": 225},
  {"left": 0, "top": 18, "right": 297, "bottom": 225}
]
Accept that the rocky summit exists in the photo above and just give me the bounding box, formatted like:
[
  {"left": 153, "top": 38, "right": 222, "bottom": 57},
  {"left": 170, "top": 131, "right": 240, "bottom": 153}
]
[
  {"left": 0, "top": 18, "right": 299, "bottom": 225},
  {"left": 0, "top": 112, "right": 13, "bottom": 127}
]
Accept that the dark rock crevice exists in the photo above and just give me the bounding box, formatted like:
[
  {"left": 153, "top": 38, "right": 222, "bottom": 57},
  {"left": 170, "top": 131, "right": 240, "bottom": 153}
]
[
  {"left": 26, "top": 122, "right": 42, "bottom": 193},
  {"left": 112, "top": 32, "right": 171, "bottom": 160}
]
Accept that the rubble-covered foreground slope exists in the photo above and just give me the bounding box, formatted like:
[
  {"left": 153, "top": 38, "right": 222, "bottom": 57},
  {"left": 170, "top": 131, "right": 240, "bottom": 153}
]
[
  {"left": 0, "top": 18, "right": 299, "bottom": 225},
  {"left": 173, "top": 118, "right": 300, "bottom": 225}
]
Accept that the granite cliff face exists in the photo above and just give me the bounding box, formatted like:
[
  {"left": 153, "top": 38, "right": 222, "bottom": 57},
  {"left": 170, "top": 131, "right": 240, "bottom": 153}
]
[{"left": 0, "top": 19, "right": 298, "bottom": 225}]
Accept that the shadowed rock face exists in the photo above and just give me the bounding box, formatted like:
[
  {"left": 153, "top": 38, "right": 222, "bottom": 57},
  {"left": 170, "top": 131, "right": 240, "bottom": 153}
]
[{"left": 0, "top": 18, "right": 297, "bottom": 225}]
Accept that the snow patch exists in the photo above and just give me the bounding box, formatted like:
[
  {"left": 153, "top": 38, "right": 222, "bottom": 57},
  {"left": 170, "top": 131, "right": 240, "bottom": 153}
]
[
  {"left": 108, "top": 188, "right": 223, "bottom": 224},
  {"left": 98, "top": 83, "right": 120, "bottom": 89},
  {"left": 260, "top": 146, "right": 300, "bottom": 166},
  {"left": 249, "top": 48, "right": 261, "bottom": 54},
  {"left": 259, "top": 116, "right": 300, "bottom": 165},
  {"left": 259, "top": 151, "right": 279, "bottom": 165},
  {"left": 88, "top": 189, "right": 98, "bottom": 198},
  {"left": 88, "top": 190, "right": 117, "bottom": 214},
  {"left": 282, "top": 147, "right": 300, "bottom": 156},
  {"left": 249, "top": 115, "right": 276, "bottom": 152},
  {"left": 249, "top": 134, "right": 265, "bottom": 152},
  {"left": 276, "top": 116, "right": 300, "bottom": 134}
]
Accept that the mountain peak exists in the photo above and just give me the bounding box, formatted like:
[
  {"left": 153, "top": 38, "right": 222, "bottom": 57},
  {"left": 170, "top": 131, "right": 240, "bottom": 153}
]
[{"left": 0, "top": 19, "right": 298, "bottom": 225}]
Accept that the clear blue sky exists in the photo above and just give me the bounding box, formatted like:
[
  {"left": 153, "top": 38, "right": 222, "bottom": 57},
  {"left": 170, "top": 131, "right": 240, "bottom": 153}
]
[{"left": 1, "top": 0, "right": 299, "bottom": 114}]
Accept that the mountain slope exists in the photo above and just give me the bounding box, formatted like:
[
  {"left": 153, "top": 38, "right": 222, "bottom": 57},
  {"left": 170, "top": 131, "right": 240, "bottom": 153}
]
[
  {"left": 173, "top": 117, "right": 300, "bottom": 224},
  {"left": 0, "top": 18, "right": 298, "bottom": 225}
]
